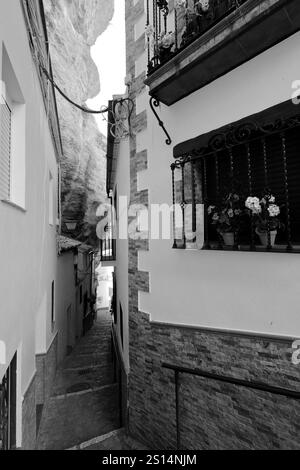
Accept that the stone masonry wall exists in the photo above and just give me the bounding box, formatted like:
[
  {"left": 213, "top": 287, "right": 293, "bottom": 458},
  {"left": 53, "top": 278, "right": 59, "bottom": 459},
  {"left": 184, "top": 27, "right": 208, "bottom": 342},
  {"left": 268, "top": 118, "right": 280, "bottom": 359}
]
[
  {"left": 36, "top": 335, "right": 58, "bottom": 406},
  {"left": 125, "top": 0, "right": 152, "bottom": 444},
  {"left": 22, "top": 375, "right": 37, "bottom": 450},
  {"left": 148, "top": 324, "right": 300, "bottom": 450}
]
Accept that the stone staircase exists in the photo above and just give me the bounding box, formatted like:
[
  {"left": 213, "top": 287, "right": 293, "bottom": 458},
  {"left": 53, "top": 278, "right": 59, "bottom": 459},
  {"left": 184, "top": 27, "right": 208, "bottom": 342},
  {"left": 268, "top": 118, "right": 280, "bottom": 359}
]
[
  {"left": 36, "top": 310, "right": 120, "bottom": 450},
  {"left": 69, "top": 429, "right": 148, "bottom": 451}
]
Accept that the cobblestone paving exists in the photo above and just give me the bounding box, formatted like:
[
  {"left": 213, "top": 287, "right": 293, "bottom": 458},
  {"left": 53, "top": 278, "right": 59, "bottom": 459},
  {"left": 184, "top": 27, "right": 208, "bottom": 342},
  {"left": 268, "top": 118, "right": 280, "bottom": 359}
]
[{"left": 37, "top": 310, "right": 120, "bottom": 450}]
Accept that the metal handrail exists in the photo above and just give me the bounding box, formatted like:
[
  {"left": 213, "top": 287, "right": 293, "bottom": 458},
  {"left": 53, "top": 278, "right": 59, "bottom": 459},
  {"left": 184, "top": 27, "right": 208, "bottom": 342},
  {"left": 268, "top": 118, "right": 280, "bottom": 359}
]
[{"left": 162, "top": 362, "right": 300, "bottom": 449}]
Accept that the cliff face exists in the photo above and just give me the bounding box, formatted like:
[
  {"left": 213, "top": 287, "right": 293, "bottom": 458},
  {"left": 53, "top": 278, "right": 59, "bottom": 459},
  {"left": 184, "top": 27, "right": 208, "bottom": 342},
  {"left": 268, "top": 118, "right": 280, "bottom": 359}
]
[{"left": 44, "top": 0, "right": 114, "bottom": 245}]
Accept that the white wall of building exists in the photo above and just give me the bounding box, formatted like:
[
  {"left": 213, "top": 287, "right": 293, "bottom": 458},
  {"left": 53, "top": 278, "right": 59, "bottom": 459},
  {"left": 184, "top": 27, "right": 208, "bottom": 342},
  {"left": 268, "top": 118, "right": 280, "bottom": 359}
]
[
  {"left": 137, "top": 32, "right": 300, "bottom": 338},
  {"left": 0, "top": 1, "right": 59, "bottom": 446},
  {"left": 115, "top": 138, "right": 130, "bottom": 372},
  {"left": 97, "top": 266, "right": 114, "bottom": 309},
  {"left": 56, "top": 252, "right": 77, "bottom": 364}
]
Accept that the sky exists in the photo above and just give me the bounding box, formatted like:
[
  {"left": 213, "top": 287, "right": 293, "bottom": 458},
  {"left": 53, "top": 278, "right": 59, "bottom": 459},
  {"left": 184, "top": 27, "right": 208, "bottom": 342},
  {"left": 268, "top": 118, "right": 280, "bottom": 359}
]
[{"left": 86, "top": 0, "right": 126, "bottom": 136}]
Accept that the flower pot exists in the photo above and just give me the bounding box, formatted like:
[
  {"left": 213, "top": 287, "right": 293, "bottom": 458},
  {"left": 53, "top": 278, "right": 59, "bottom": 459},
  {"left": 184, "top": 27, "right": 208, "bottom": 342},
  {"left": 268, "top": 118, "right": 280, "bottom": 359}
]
[
  {"left": 159, "top": 46, "right": 173, "bottom": 63},
  {"left": 256, "top": 228, "right": 277, "bottom": 247},
  {"left": 221, "top": 232, "right": 235, "bottom": 247}
]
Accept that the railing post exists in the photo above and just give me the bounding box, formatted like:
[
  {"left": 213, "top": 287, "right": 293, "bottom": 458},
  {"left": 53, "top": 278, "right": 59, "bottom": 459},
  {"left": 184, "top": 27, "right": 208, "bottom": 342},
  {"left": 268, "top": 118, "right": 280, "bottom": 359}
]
[{"left": 175, "top": 370, "right": 180, "bottom": 450}]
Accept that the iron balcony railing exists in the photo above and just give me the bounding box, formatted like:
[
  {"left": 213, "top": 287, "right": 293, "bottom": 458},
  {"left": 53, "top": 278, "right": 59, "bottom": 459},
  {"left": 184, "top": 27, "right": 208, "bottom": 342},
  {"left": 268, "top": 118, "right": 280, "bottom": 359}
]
[
  {"left": 171, "top": 112, "right": 300, "bottom": 252},
  {"left": 146, "top": 0, "right": 249, "bottom": 74}
]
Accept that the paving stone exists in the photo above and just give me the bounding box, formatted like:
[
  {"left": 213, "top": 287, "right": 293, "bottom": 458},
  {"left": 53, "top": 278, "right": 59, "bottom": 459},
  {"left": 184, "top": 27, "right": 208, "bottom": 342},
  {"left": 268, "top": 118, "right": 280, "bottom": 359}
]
[
  {"left": 52, "top": 365, "right": 115, "bottom": 397},
  {"left": 37, "top": 310, "right": 120, "bottom": 450},
  {"left": 84, "top": 430, "right": 149, "bottom": 451},
  {"left": 37, "top": 385, "right": 119, "bottom": 450}
]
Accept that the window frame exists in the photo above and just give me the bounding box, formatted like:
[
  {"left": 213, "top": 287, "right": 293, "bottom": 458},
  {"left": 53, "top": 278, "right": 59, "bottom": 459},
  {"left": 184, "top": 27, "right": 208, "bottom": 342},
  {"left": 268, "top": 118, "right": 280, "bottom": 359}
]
[
  {"left": 1, "top": 44, "right": 26, "bottom": 210},
  {"left": 172, "top": 107, "right": 300, "bottom": 254}
]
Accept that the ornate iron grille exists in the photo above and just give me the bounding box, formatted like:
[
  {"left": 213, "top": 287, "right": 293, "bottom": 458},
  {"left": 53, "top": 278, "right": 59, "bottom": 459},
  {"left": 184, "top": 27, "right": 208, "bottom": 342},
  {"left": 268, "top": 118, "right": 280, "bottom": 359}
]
[
  {"left": 171, "top": 114, "right": 300, "bottom": 252},
  {"left": 146, "top": 0, "right": 248, "bottom": 74},
  {"left": 0, "top": 374, "right": 9, "bottom": 451}
]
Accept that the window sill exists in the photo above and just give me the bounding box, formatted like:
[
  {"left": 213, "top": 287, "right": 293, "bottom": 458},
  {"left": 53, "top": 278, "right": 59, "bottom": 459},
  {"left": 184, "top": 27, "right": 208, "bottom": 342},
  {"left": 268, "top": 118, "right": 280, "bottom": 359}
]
[
  {"left": 174, "top": 243, "right": 300, "bottom": 254},
  {"left": 1, "top": 199, "right": 27, "bottom": 213}
]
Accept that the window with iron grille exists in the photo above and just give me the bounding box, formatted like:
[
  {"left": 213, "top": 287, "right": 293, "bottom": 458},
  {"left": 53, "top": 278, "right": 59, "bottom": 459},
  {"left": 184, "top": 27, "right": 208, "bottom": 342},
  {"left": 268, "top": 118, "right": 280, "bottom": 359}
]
[
  {"left": 0, "top": 98, "right": 12, "bottom": 201},
  {"left": 172, "top": 111, "right": 300, "bottom": 253}
]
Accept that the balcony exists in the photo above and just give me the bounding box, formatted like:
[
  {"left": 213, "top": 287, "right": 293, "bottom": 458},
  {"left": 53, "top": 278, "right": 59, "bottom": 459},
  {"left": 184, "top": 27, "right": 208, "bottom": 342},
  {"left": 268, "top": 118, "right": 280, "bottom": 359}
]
[
  {"left": 100, "top": 224, "right": 116, "bottom": 265},
  {"left": 145, "top": 0, "right": 300, "bottom": 105}
]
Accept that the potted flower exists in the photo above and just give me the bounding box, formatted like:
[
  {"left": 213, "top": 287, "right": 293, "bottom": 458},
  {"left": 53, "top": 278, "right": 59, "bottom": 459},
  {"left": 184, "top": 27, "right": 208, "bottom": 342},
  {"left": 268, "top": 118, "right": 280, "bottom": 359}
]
[
  {"left": 194, "top": 0, "right": 211, "bottom": 17},
  {"left": 245, "top": 193, "right": 284, "bottom": 247},
  {"left": 208, "top": 192, "right": 244, "bottom": 246},
  {"left": 157, "top": 31, "right": 175, "bottom": 63}
]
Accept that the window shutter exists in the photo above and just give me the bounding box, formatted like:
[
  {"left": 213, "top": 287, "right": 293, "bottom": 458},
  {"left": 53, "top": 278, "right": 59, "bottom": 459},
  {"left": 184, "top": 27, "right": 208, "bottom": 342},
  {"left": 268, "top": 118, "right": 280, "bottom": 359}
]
[{"left": 0, "top": 99, "right": 12, "bottom": 201}]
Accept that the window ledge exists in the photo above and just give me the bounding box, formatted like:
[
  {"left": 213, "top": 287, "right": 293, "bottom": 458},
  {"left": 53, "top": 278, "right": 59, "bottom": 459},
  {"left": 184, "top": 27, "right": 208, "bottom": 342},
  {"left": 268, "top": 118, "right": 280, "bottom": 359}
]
[
  {"left": 1, "top": 199, "right": 27, "bottom": 213},
  {"left": 174, "top": 244, "right": 300, "bottom": 254}
]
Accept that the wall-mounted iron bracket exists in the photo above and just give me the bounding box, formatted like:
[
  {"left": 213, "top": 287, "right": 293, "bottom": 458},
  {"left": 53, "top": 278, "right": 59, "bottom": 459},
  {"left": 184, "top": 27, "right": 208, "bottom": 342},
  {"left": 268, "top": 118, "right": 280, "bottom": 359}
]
[{"left": 149, "top": 97, "right": 172, "bottom": 146}]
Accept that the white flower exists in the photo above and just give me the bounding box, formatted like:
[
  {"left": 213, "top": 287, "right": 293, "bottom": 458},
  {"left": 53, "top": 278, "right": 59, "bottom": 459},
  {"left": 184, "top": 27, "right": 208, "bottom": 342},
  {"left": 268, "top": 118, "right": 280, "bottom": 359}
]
[
  {"left": 269, "top": 195, "right": 275, "bottom": 203},
  {"left": 228, "top": 209, "right": 234, "bottom": 218},
  {"left": 175, "top": 0, "right": 187, "bottom": 9},
  {"left": 245, "top": 197, "right": 262, "bottom": 215},
  {"left": 199, "top": 0, "right": 210, "bottom": 12},
  {"left": 159, "top": 32, "right": 175, "bottom": 49},
  {"left": 245, "top": 197, "right": 259, "bottom": 209},
  {"left": 208, "top": 205, "right": 215, "bottom": 215},
  {"left": 268, "top": 204, "right": 280, "bottom": 217},
  {"left": 145, "top": 24, "right": 155, "bottom": 39}
]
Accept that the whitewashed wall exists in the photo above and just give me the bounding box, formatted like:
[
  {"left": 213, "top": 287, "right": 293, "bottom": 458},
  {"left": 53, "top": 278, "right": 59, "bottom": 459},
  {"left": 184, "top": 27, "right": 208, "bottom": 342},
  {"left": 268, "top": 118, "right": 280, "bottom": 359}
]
[
  {"left": 138, "top": 32, "right": 300, "bottom": 338},
  {"left": 0, "top": 1, "right": 59, "bottom": 446}
]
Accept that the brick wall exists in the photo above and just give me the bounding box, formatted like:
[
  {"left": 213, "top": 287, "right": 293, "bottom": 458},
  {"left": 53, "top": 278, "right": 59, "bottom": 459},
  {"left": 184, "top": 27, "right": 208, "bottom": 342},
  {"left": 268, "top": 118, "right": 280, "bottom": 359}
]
[
  {"left": 36, "top": 334, "right": 58, "bottom": 406},
  {"left": 22, "top": 375, "right": 37, "bottom": 450},
  {"left": 125, "top": 0, "right": 152, "bottom": 445},
  {"left": 130, "top": 322, "right": 300, "bottom": 450}
]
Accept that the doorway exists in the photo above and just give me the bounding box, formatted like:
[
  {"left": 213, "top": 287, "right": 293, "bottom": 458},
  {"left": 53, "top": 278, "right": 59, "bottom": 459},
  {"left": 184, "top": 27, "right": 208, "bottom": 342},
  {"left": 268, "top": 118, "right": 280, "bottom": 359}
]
[
  {"left": 0, "top": 353, "right": 17, "bottom": 450},
  {"left": 67, "top": 305, "right": 74, "bottom": 356}
]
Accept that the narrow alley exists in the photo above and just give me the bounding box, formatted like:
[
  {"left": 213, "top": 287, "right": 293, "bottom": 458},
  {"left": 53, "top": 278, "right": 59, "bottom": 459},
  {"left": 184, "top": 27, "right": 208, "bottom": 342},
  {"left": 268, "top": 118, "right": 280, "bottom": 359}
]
[
  {"left": 36, "top": 310, "right": 145, "bottom": 451},
  {"left": 1, "top": 0, "right": 300, "bottom": 454}
]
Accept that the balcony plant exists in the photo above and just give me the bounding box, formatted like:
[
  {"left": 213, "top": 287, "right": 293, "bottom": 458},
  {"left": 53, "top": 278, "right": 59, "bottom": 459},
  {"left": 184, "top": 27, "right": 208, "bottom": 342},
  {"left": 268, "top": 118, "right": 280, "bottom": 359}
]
[
  {"left": 157, "top": 31, "right": 175, "bottom": 63},
  {"left": 179, "top": 0, "right": 213, "bottom": 47},
  {"left": 208, "top": 191, "right": 244, "bottom": 246},
  {"left": 245, "top": 193, "right": 284, "bottom": 247}
]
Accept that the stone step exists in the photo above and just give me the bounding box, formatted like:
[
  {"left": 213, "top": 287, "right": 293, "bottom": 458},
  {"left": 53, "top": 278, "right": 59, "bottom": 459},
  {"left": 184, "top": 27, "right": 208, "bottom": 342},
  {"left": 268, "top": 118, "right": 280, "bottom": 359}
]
[
  {"left": 37, "top": 385, "right": 120, "bottom": 450},
  {"left": 62, "top": 351, "right": 112, "bottom": 370},
  {"left": 52, "top": 365, "right": 115, "bottom": 397},
  {"left": 71, "top": 429, "right": 149, "bottom": 451},
  {"left": 74, "top": 341, "right": 111, "bottom": 356}
]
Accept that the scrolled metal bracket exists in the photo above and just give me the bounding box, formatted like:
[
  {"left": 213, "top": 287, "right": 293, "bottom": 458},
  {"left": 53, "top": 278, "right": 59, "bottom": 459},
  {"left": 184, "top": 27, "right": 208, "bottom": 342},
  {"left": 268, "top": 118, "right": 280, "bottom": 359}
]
[{"left": 149, "top": 97, "right": 172, "bottom": 146}]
